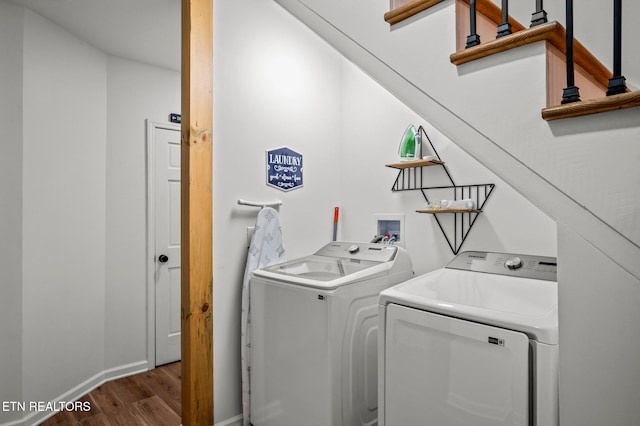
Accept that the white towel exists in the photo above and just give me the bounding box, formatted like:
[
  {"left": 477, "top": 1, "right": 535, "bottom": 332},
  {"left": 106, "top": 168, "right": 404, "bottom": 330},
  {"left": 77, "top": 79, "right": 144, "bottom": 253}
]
[
  {"left": 241, "top": 207, "right": 286, "bottom": 426},
  {"left": 440, "top": 198, "right": 475, "bottom": 210}
]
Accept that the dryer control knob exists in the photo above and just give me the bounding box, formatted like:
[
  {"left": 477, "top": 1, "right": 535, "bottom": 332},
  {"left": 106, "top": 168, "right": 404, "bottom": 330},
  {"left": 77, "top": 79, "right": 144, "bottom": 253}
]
[
  {"left": 348, "top": 244, "right": 360, "bottom": 254},
  {"left": 505, "top": 256, "right": 524, "bottom": 270}
]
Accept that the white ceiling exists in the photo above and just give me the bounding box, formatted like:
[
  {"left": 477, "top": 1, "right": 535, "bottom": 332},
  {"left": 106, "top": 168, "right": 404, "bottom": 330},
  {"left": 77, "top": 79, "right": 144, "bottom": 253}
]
[{"left": 10, "top": 0, "right": 181, "bottom": 71}]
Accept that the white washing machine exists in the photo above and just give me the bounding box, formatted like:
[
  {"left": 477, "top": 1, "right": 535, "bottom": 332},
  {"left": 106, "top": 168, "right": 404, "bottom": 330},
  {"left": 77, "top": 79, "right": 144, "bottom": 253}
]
[
  {"left": 378, "top": 251, "right": 558, "bottom": 426},
  {"left": 250, "top": 241, "right": 414, "bottom": 426}
]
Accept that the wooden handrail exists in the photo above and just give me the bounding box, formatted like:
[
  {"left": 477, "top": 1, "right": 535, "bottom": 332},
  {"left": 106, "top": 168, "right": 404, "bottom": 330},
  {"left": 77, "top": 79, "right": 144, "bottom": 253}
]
[
  {"left": 542, "top": 90, "right": 640, "bottom": 120},
  {"left": 451, "top": 21, "right": 557, "bottom": 64},
  {"left": 385, "top": 0, "right": 525, "bottom": 29},
  {"left": 384, "top": 0, "right": 443, "bottom": 25}
]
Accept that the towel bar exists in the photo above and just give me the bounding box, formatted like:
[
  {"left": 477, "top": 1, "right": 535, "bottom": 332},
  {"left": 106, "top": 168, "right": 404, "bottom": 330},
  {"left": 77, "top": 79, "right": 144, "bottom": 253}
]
[{"left": 237, "top": 199, "right": 283, "bottom": 208}]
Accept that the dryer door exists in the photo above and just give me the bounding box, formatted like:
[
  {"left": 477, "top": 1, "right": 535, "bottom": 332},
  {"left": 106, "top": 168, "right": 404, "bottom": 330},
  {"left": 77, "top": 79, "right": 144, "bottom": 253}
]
[{"left": 384, "top": 304, "right": 530, "bottom": 426}]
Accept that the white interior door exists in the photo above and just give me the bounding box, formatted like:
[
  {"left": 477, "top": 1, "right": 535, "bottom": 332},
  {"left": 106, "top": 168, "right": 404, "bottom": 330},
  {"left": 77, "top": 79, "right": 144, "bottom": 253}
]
[{"left": 152, "top": 123, "right": 182, "bottom": 366}]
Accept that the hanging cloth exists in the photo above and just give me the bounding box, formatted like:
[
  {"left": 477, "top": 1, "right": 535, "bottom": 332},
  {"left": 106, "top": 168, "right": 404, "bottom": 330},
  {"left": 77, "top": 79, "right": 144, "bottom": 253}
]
[{"left": 241, "top": 207, "right": 286, "bottom": 426}]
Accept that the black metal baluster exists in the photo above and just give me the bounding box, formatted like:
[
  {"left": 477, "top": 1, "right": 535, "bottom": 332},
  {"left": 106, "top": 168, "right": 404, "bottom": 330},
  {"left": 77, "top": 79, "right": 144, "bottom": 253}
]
[
  {"left": 607, "top": 0, "right": 627, "bottom": 95},
  {"left": 497, "top": 0, "right": 512, "bottom": 38},
  {"left": 561, "top": 0, "right": 581, "bottom": 104},
  {"left": 460, "top": 187, "right": 465, "bottom": 249},
  {"left": 466, "top": 0, "right": 481, "bottom": 48},
  {"left": 531, "top": 0, "right": 548, "bottom": 27},
  {"left": 453, "top": 208, "right": 458, "bottom": 253}
]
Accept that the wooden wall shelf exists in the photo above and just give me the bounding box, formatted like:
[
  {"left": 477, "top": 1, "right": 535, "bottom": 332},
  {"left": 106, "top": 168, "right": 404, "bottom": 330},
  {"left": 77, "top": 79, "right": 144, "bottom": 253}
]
[
  {"left": 386, "top": 158, "right": 444, "bottom": 169},
  {"left": 417, "top": 209, "right": 482, "bottom": 214},
  {"left": 387, "top": 126, "right": 495, "bottom": 254}
]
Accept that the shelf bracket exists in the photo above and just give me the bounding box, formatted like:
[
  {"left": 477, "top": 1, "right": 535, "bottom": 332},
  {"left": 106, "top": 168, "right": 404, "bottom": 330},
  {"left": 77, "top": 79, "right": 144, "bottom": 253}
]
[
  {"left": 386, "top": 129, "right": 495, "bottom": 254},
  {"left": 418, "top": 184, "right": 495, "bottom": 254}
]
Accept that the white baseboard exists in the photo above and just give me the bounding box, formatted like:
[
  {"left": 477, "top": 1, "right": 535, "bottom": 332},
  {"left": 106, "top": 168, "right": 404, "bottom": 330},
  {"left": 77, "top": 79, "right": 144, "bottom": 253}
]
[
  {"left": 0, "top": 360, "right": 148, "bottom": 426},
  {"left": 214, "top": 414, "right": 243, "bottom": 426},
  {"left": 0, "top": 416, "right": 24, "bottom": 426},
  {"left": 103, "top": 360, "right": 149, "bottom": 382},
  {"left": 179, "top": 413, "right": 242, "bottom": 426}
]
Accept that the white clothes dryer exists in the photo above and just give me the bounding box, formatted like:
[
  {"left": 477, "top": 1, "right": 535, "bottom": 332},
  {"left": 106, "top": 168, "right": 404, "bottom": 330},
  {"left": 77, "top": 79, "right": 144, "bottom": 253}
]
[
  {"left": 249, "top": 241, "right": 414, "bottom": 426},
  {"left": 378, "top": 251, "right": 558, "bottom": 426}
]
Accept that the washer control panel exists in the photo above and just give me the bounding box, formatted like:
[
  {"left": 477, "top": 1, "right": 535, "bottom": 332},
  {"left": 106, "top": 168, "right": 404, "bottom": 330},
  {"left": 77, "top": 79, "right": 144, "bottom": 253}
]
[
  {"left": 446, "top": 251, "right": 557, "bottom": 281},
  {"left": 316, "top": 241, "right": 398, "bottom": 263}
]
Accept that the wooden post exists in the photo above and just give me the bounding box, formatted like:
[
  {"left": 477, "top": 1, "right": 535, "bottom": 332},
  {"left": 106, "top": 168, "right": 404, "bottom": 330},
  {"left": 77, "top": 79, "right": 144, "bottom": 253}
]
[{"left": 181, "top": 0, "right": 213, "bottom": 425}]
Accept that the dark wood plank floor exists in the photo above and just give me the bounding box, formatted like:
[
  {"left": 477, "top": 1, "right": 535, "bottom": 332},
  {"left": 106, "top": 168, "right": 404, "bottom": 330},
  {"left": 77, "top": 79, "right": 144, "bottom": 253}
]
[{"left": 40, "top": 362, "right": 181, "bottom": 426}]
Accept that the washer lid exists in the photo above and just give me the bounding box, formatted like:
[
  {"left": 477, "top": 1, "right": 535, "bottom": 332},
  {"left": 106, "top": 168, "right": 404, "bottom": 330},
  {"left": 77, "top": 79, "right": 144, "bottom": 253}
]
[
  {"left": 253, "top": 254, "right": 391, "bottom": 289},
  {"left": 379, "top": 267, "right": 558, "bottom": 345}
]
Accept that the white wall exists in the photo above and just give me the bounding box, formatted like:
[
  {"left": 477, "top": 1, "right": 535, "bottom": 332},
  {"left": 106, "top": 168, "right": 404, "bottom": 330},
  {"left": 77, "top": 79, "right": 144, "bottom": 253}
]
[
  {"left": 211, "top": 2, "right": 555, "bottom": 423},
  {"left": 21, "top": 7, "right": 107, "bottom": 410},
  {"left": 0, "top": 3, "right": 181, "bottom": 424},
  {"left": 5, "top": 2, "right": 555, "bottom": 425},
  {"left": 1, "top": 1, "right": 636, "bottom": 425},
  {"left": 274, "top": 0, "right": 640, "bottom": 269},
  {"left": 212, "top": 0, "right": 343, "bottom": 420},
  {"left": 558, "top": 224, "right": 640, "bottom": 425},
  {"left": 0, "top": 2, "right": 24, "bottom": 424},
  {"left": 271, "top": 1, "right": 640, "bottom": 425},
  {"left": 338, "top": 59, "right": 556, "bottom": 274},
  {"left": 105, "top": 56, "right": 180, "bottom": 370}
]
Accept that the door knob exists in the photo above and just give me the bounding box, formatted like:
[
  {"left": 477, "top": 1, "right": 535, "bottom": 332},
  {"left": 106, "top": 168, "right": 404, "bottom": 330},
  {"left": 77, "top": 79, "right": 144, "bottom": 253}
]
[{"left": 158, "top": 254, "right": 169, "bottom": 263}]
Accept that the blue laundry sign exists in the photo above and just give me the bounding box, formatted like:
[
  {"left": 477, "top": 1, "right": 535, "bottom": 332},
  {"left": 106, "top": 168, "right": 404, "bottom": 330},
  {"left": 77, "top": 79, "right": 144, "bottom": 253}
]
[{"left": 266, "top": 147, "right": 303, "bottom": 191}]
